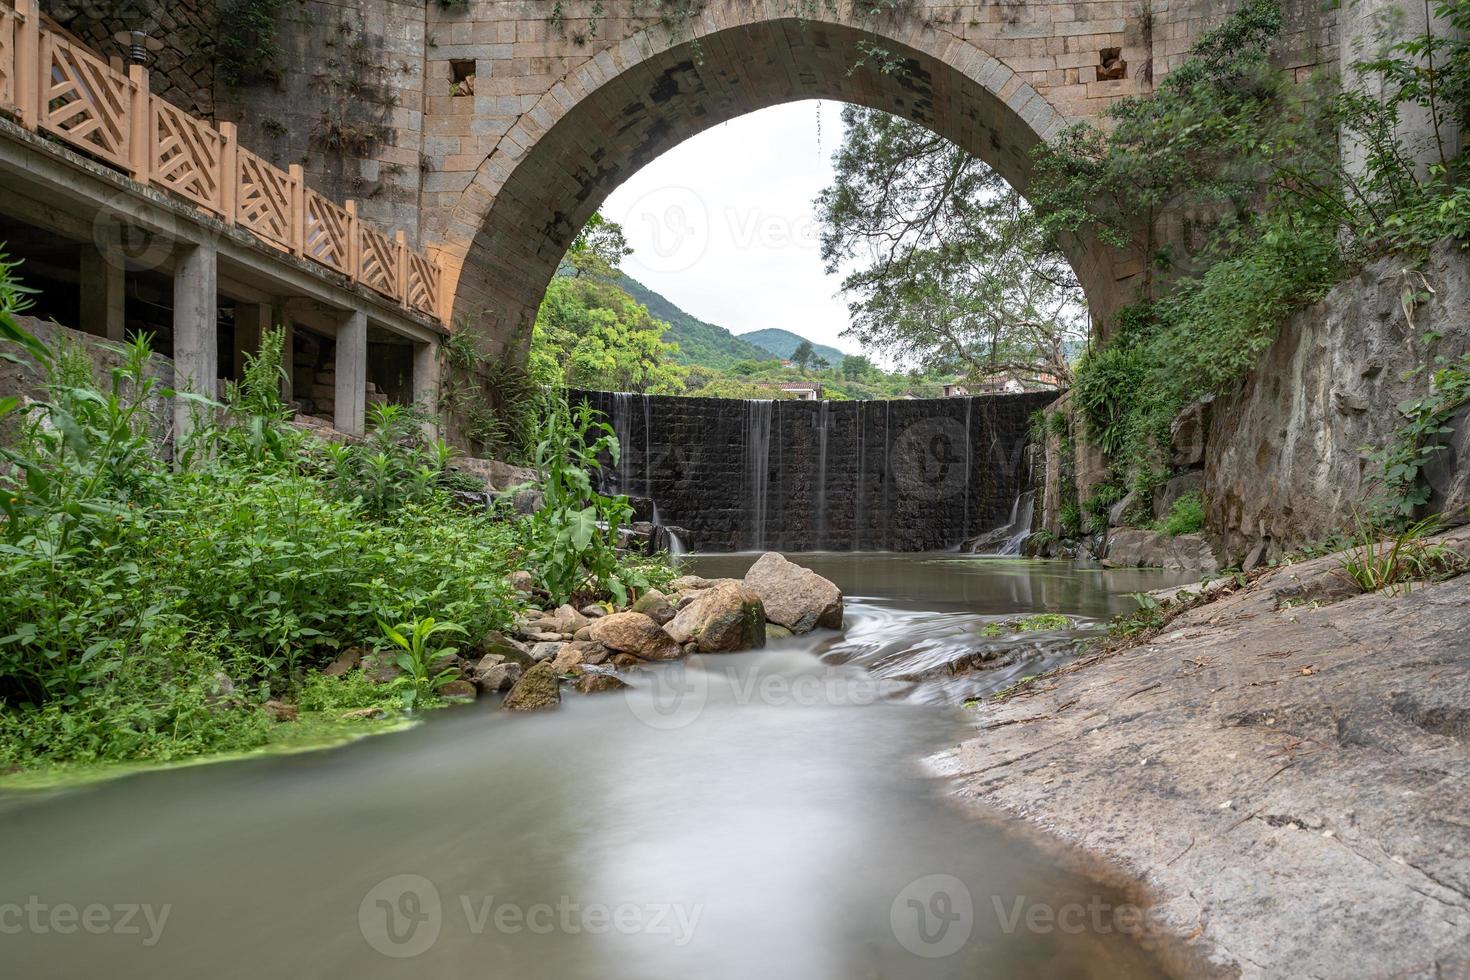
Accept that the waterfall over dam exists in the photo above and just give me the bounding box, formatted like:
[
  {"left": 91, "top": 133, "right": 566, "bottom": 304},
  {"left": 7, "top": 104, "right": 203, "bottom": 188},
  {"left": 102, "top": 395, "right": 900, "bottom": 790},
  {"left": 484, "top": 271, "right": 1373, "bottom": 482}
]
[{"left": 571, "top": 389, "right": 1056, "bottom": 552}]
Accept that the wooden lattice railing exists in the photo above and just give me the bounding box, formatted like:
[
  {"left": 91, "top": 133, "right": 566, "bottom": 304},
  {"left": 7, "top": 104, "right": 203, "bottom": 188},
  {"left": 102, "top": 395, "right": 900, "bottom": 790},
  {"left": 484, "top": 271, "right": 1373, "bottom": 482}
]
[{"left": 0, "top": 0, "right": 445, "bottom": 323}]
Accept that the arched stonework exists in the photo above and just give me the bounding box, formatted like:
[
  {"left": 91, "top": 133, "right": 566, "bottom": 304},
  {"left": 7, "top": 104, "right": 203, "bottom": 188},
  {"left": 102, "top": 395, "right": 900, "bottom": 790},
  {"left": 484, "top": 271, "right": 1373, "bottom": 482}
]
[{"left": 421, "top": 0, "right": 1338, "bottom": 353}]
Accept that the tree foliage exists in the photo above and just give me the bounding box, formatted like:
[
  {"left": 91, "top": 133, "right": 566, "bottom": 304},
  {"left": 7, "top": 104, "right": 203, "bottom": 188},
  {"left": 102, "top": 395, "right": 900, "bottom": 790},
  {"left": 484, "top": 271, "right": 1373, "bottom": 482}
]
[
  {"left": 531, "top": 276, "right": 685, "bottom": 394},
  {"left": 817, "top": 106, "right": 1085, "bottom": 384},
  {"left": 1035, "top": 0, "right": 1470, "bottom": 507}
]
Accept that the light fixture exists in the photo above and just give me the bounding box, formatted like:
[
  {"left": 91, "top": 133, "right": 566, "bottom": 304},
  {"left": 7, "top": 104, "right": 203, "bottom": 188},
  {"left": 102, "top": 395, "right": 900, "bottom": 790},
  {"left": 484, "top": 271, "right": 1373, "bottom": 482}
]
[{"left": 111, "top": 28, "right": 163, "bottom": 66}]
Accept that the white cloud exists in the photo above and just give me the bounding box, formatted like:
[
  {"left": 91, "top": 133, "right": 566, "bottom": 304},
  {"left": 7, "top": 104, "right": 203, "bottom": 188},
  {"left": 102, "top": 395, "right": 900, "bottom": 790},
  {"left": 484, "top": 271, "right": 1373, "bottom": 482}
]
[{"left": 601, "top": 99, "right": 855, "bottom": 358}]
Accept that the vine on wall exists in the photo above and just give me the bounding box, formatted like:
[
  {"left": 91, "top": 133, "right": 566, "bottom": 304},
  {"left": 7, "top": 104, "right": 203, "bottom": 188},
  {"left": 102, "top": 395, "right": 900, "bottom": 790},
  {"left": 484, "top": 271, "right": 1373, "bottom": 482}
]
[{"left": 219, "top": 0, "right": 293, "bottom": 86}]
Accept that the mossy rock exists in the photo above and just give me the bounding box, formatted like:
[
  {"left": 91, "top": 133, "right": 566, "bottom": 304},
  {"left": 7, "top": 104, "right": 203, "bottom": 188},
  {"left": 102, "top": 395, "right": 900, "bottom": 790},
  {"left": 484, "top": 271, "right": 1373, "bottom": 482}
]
[{"left": 501, "top": 663, "right": 561, "bottom": 712}]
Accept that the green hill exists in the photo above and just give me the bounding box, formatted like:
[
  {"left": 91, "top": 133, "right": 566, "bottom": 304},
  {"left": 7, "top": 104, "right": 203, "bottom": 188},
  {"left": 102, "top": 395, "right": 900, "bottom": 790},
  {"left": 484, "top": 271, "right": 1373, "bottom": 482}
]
[
  {"left": 613, "top": 275, "right": 778, "bottom": 369},
  {"left": 738, "top": 328, "right": 846, "bottom": 366}
]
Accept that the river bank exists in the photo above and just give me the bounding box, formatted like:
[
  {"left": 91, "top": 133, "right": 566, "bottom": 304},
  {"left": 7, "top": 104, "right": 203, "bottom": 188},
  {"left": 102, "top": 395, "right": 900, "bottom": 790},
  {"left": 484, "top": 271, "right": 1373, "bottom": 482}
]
[
  {"left": 0, "top": 553, "right": 1185, "bottom": 979},
  {"left": 939, "top": 529, "right": 1470, "bottom": 977}
]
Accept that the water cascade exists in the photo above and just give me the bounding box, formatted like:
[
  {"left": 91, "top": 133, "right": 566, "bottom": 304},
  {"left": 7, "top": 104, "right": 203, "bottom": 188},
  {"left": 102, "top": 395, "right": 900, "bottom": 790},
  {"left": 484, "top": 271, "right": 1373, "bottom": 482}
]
[
  {"left": 815, "top": 400, "right": 829, "bottom": 549},
  {"left": 963, "top": 490, "right": 1037, "bottom": 555},
  {"left": 575, "top": 388, "right": 1054, "bottom": 553},
  {"left": 745, "top": 400, "right": 774, "bottom": 550}
]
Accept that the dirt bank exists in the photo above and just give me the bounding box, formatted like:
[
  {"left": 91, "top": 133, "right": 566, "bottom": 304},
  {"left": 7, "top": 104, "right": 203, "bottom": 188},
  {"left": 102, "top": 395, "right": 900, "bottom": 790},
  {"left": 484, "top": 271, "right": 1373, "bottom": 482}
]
[{"left": 937, "top": 531, "right": 1470, "bottom": 978}]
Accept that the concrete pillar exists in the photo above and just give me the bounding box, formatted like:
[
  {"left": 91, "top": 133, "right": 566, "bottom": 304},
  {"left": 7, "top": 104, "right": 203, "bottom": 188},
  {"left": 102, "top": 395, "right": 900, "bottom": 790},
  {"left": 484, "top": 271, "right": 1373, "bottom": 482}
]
[
  {"left": 334, "top": 308, "right": 368, "bottom": 436},
  {"left": 232, "top": 303, "right": 270, "bottom": 380},
  {"left": 413, "top": 339, "right": 442, "bottom": 438},
  {"left": 279, "top": 313, "right": 295, "bottom": 405},
  {"left": 171, "top": 243, "right": 218, "bottom": 444},
  {"left": 1341, "top": 0, "right": 1464, "bottom": 179},
  {"left": 79, "top": 245, "right": 125, "bottom": 341}
]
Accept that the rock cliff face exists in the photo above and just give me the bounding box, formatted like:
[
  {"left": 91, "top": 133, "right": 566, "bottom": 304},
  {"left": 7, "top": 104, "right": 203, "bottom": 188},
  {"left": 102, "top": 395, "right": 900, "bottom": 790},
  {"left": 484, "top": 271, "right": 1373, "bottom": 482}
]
[{"left": 1207, "top": 240, "right": 1470, "bottom": 563}]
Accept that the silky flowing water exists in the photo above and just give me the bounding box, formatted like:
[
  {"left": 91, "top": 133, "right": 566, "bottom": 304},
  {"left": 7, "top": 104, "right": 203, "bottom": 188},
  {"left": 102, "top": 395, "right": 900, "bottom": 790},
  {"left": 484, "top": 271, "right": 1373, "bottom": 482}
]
[{"left": 0, "top": 554, "right": 1188, "bottom": 978}]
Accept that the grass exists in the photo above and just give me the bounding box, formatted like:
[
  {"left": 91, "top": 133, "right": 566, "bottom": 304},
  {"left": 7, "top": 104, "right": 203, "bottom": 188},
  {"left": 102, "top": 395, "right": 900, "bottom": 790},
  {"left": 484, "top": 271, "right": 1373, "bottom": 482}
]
[
  {"left": 1333, "top": 515, "right": 1467, "bottom": 594},
  {"left": 980, "top": 613, "right": 1077, "bottom": 637},
  {"left": 0, "top": 709, "right": 415, "bottom": 792}
]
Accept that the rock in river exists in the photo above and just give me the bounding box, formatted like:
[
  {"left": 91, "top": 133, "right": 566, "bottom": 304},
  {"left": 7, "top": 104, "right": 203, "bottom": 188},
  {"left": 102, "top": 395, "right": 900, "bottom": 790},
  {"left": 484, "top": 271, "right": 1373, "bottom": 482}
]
[
  {"left": 587, "top": 612, "right": 683, "bottom": 661},
  {"left": 665, "top": 580, "right": 766, "bottom": 653},
  {"left": 501, "top": 663, "right": 561, "bottom": 712},
  {"left": 742, "top": 552, "right": 843, "bottom": 633}
]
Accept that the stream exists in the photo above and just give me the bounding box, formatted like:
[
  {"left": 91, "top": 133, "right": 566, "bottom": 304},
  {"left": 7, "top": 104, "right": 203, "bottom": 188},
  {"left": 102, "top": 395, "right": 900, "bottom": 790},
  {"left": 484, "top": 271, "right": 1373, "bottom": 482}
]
[{"left": 0, "top": 553, "right": 1189, "bottom": 978}]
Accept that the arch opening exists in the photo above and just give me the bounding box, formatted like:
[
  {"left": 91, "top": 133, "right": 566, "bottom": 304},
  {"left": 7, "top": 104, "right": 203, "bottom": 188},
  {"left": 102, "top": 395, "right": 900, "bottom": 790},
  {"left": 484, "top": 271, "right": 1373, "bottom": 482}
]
[{"left": 442, "top": 14, "right": 1128, "bottom": 356}]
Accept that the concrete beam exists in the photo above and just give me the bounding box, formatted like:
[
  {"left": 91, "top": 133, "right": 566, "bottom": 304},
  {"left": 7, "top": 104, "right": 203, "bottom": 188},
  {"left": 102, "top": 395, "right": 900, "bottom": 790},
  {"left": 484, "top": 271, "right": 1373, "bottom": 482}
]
[
  {"left": 171, "top": 243, "right": 219, "bottom": 444},
  {"left": 413, "top": 338, "right": 442, "bottom": 438},
  {"left": 78, "top": 245, "right": 125, "bottom": 341},
  {"left": 232, "top": 302, "right": 271, "bottom": 380},
  {"left": 0, "top": 120, "right": 445, "bottom": 346},
  {"left": 334, "top": 308, "right": 368, "bottom": 437}
]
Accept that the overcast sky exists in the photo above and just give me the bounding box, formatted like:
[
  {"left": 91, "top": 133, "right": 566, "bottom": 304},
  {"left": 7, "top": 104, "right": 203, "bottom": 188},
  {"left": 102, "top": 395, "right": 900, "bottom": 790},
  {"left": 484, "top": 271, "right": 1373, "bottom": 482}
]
[{"left": 600, "top": 99, "right": 854, "bottom": 357}]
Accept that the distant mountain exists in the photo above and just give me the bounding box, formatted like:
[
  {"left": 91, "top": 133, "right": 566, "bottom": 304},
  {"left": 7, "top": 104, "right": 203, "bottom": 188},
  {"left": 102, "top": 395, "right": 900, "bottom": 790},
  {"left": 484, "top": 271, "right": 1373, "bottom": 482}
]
[
  {"left": 739, "top": 329, "right": 846, "bottom": 367},
  {"left": 614, "top": 275, "right": 777, "bottom": 369}
]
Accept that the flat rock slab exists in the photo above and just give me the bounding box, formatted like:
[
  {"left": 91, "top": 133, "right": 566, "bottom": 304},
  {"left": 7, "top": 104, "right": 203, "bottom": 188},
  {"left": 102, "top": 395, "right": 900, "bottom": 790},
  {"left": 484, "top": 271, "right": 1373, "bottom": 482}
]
[{"left": 938, "top": 544, "right": 1470, "bottom": 978}]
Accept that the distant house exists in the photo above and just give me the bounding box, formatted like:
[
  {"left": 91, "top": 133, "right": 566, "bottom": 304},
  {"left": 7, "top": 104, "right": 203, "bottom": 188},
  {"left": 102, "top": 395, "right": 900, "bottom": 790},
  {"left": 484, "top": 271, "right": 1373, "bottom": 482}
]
[
  {"left": 779, "top": 381, "right": 822, "bottom": 401},
  {"left": 942, "top": 381, "right": 971, "bottom": 398},
  {"left": 972, "top": 371, "right": 1064, "bottom": 394}
]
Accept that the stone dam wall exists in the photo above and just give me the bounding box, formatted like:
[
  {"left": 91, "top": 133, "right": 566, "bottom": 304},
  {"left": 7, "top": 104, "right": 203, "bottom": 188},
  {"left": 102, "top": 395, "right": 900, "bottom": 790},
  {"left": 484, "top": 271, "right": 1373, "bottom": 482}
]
[{"left": 571, "top": 389, "right": 1055, "bottom": 553}]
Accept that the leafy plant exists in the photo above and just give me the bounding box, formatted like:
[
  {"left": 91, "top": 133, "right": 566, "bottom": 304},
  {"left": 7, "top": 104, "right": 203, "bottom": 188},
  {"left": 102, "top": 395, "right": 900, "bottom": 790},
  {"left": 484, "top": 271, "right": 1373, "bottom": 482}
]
[
  {"left": 1159, "top": 490, "right": 1206, "bottom": 537},
  {"left": 1368, "top": 352, "right": 1470, "bottom": 522},
  {"left": 1058, "top": 500, "right": 1082, "bottom": 539},
  {"left": 1333, "top": 513, "right": 1466, "bottom": 593},
  {"left": 1108, "top": 592, "right": 1166, "bottom": 638},
  {"left": 524, "top": 397, "right": 652, "bottom": 605},
  {"left": 378, "top": 617, "right": 465, "bottom": 701}
]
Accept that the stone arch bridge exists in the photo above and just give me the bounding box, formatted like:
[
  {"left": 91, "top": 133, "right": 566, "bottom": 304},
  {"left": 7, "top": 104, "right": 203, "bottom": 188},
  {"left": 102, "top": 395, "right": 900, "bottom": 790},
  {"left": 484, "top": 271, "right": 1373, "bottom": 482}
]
[
  {"left": 23, "top": 0, "right": 1343, "bottom": 420},
  {"left": 417, "top": 0, "right": 1336, "bottom": 354}
]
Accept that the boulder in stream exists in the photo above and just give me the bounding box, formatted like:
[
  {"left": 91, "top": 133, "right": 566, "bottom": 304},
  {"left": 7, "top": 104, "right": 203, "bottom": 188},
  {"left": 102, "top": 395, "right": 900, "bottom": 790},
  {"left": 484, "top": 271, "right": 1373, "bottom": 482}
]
[
  {"left": 742, "top": 552, "right": 843, "bottom": 633},
  {"left": 631, "top": 589, "right": 676, "bottom": 625},
  {"left": 473, "top": 659, "right": 521, "bottom": 693},
  {"left": 501, "top": 663, "right": 561, "bottom": 711},
  {"left": 587, "top": 613, "right": 683, "bottom": 661},
  {"left": 665, "top": 580, "right": 766, "bottom": 652}
]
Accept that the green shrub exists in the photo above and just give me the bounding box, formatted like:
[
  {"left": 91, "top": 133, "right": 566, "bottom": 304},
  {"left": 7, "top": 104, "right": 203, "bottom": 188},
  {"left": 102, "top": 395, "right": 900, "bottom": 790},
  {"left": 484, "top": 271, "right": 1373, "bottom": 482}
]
[
  {"left": 524, "top": 397, "right": 658, "bottom": 605},
  {"left": 297, "top": 671, "right": 408, "bottom": 713},
  {"left": 0, "top": 294, "right": 530, "bottom": 768},
  {"left": 1159, "top": 490, "right": 1206, "bottom": 536}
]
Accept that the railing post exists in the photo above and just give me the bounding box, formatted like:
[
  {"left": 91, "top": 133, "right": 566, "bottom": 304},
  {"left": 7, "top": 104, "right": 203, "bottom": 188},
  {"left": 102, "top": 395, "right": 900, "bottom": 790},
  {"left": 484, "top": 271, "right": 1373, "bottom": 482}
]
[
  {"left": 289, "top": 163, "right": 305, "bottom": 257},
  {"left": 436, "top": 257, "right": 451, "bottom": 326},
  {"left": 218, "top": 121, "right": 237, "bottom": 221},
  {"left": 129, "top": 65, "right": 150, "bottom": 183},
  {"left": 394, "top": 230, "right": 409, "bottom": 306},
  {"left": 16, "top": 0, "right": 40, "bottom": 131},
  {"left": 345, "top": 200, "right": 360, "bottom": 282}
]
